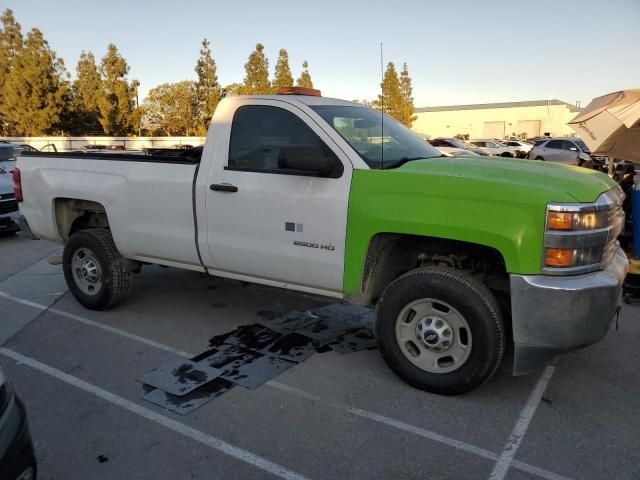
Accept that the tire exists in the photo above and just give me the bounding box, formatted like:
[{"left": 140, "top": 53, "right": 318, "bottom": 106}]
[
  {"left": 63, "top": 228, "right": 132, "bottom": 310},
  {"left": 500, "top": 152, "right": 513, "bottom": 158},
  {"left": 374, "top": 266, "right": 505, "bottom": 395},
  {"left": 535, "top": 156, "right": 545, "bottom": 161}
]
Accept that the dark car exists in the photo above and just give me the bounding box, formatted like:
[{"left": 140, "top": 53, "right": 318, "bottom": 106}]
[
  {"left": 0, "top": 168, "right": 20, "bottom": 234},
  {"left": 0, "top": 362, "right": 37, "bottom": 480}
]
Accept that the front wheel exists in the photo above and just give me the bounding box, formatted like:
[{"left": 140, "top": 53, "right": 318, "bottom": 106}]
[
  {"left": 374, "top": 266, "right": 505, "bottom": 395},
  {"left": 63, "top": 228, "right": 132, "bottom": 310}
]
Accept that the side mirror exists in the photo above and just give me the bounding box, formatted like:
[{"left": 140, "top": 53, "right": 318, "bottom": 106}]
[{"left": 278, "top": 146, "right": 342, "bottom": 177}]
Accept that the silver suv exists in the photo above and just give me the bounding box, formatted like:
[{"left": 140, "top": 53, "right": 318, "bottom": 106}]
[{"left": 528, "top": 137, "right": 592, "bottom": 166}]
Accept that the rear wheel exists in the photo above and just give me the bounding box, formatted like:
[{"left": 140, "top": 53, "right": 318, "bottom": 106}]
[
  {"left": 500, "top": 152, "right": 513, "bottom": 157},
  {"left": 63, "top": 228, "right": 132, "bottom": 310},
  {"left": 535, "top": 156, "right": 545, "bottom": 161},
  {"left": 374, "top": 266, "right": 505, "bottom": 395}
]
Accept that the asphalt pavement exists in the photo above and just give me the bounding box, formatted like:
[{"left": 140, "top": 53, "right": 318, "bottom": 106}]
[{"left": 1, "top": 231, "right": 638, "bottom": 480}]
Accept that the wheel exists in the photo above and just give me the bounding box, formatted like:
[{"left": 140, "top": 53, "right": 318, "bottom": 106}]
[
  {"left": 63, "top": 228, "right": 132, "bottom": 310},
  {"left": 535, "top": 156, "right": 545, "bottom": 161},
  {"left": 374, "top": 266, "right": 505, "bottom": 395},
  {"left": 500, "top": 152, "right": 513, "bottom": 157}
]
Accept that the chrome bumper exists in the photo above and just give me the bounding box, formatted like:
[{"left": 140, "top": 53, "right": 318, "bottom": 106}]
[{"left": 510, "top": 245, "right": 628, "bottom": 374}]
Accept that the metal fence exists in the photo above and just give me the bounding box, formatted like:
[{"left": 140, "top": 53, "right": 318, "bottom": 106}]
[{"left": 0, "top": 136, "right": 207, "bottom": 152}]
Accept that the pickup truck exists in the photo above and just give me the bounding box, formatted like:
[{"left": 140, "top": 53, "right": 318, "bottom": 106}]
[{"left": 14, "top": 89, "right": 628, "bottom": 395}]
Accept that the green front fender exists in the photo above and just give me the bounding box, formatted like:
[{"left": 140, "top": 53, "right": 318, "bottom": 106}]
[{"left": 342, "top": 165, "right": 583, "bottom": 297}]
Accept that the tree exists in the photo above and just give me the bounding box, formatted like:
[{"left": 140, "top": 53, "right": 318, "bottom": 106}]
[
  {"left": 194, "top": 39, "right": 222, "bottom": 135},
  {"left": 375, "top": 62, "right": 403, "bottom": 122},
  {"left": 1, "top": 28, "right": 68, "bottom": 136},
  {"left": 71, "top": 51, "right": 104, "bottom": 134},
  {"left": 398, "top": 63, "right": 417, "bottom": 127},
  {"left": 142, "top": 81, "right": 199, "bottom": 136},
  {"left": 272, "top": 48, "right": 293, "bottom": 92},
  {"left": 241, "top": 43, "right": 270, "bottom": 95},
  {"left": 97, "top": 43, "right": 138, "bottom": 135},
  {"left": 0, "top": 9, "right": 23, "bottom": 134},
  {"left": 223, "top": 83, "right": 243, "bottom": 96},
  {"left": 296, "top": 60, "right": 313, "bottom": 88}
]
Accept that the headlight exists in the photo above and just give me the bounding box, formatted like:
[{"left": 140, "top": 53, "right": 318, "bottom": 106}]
[
  {"left": 543, "top": 188, "right": 624, "bottom": 274},
  {"left": 0, "top": 364, "right": 13, "bottom": 414}
]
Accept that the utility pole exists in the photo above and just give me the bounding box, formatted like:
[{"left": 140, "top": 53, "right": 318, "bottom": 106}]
[{"left": 133, "top": 80, "right": 141, "bottom": 137}]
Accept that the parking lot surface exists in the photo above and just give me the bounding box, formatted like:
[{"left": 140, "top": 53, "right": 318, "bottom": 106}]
[{"left": 1, "top": 232, "right": 638, "bottom": 479}]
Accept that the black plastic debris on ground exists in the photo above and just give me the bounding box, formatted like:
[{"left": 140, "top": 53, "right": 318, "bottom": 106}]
[
  {"left": 141, "top": 303, "right": 376, "bottom": 414},
  {"left": 143, "top": 378, "right": 234, "bottom": 415},
  {"left": 139, "top": 358, "right": 223, "bottom": 396}
]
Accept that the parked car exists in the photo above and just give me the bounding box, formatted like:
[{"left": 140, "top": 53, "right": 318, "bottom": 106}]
[
  {"left": 15, "top": 88, "right": 627, "bottom": 395},
  {"left": 429, "top": 138, "right": 488, "bottom": 156},
  {"left": 500, "top": 140, "right": 532, "bottom": 158},
  {"left": 0, "top": 361, "right": 37, "bottom": 480},
  {"left": 0, "top": 144, "right": 21, "bottom": 171},
  {"left": 528, "top": 137, "right": 592, "bottom": 165},
  {"left": 468, "top": 139, "right": 518, "bottom": 157},
  {"left": 0, "top": 168, "right": 20, "bottom": 233}
]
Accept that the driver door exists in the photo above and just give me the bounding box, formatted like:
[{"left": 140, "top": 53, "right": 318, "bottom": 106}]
[{"left": 204, "top": 101, "right": 352, "bottom": 294}]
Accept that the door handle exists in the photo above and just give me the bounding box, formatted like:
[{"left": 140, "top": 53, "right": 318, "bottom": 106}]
[{"left": 210, "top": 183, "right": 238, "bottom": 193}]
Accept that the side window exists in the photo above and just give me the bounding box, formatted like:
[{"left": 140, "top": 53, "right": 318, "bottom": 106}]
[
  {"left": 546, "top": 140, "right": 563, "bottom": 149},
  {"left": 562, "top": 141, "right": 578, "bottom": 151},
  {"left": 472, "top": 141, "right": 485, "bottom": 147},
  {"left": 228, "top": 105, "right": 343, "bottom": 177}
]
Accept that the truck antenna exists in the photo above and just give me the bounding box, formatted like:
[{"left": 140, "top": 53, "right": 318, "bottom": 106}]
[{"left": 380, "top": 42, "right": 384, "bottom": 169}]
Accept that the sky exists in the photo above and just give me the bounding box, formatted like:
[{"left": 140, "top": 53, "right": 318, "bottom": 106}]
[{"left": 3, "top": 0, "right": 639, "bottom": 108}]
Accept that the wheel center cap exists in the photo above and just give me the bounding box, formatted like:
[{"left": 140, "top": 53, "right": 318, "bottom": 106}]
[
  {"left": 416, "top": 316, "right": 453, "bottom": 351},
  {"left": 423, "top": 330, "right": 439, "bottom": 345}
]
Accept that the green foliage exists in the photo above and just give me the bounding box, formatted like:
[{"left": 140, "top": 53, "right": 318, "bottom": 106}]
[
  {"left": 375, "top": 62, "right": 402, "bottom": 120},
  {"left": 1, "top": 27, "right": 68, "bottom": 136},
  {"left": 296, "top": 60, "right": 313, "bottom": 88},
  {"left": 142, "top": 81, "right": 199, "bottom": 136},
  {"left": 272, "top": 48, "right": 293, "bottom": 92},
  {"left": 398, "top": 63, "right": 417, "bottom": 127},
  {"left": 374, "top": 62, "right": 416, "bottom": 127},
  {"left": 71, "top": 51, "right": 104, "bottom": 134},
  {"left": 0, "top": 9, "right": 23, "bottom": 134},
  {"left": 194, "top": 38, "right": 222, "bottom": 135},
  {"left": 97, "top": 43, "right": 139, "bottom": 135},
  {"left": 223, "top": 83, "right": 243, "bottom": 96},
  {"left": 241, "top": 43, "right": 270, "bottom": 95}
]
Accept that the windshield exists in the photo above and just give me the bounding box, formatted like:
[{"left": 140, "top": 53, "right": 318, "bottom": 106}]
[
  {"left": 573, "top": 138, "right": 591, "bottom": 153},
  {"left": 310, "top": 105, "right": 441, "bottom": 169}
]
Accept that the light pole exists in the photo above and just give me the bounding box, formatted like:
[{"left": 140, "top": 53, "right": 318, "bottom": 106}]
[{"left": 133, "top": 80, "right": 141, "bottom": 137}]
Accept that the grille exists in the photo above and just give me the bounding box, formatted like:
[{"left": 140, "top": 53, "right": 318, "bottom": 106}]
[{"left": 0, "top": 199, "right": 18, "bottom": 215}]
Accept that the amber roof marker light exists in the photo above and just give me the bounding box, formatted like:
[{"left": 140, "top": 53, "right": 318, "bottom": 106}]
[{"left": 277, "top": 86, "right": 322, "bottom": 96}]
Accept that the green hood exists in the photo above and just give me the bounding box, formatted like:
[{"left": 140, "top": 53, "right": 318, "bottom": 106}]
[{"left": 397, "top": 156, "right": 617, "bottom": 203}]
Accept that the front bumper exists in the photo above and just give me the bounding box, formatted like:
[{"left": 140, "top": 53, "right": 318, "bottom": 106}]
[
  {"left": 510, "top": 245, "right": 628, "bottom": 374},
  {"left": 0, "top": 211, "right": 21, "bottom": 232}
]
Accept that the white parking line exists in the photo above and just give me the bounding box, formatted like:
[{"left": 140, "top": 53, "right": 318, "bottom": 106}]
[
  {"left": 0, "top": 289, "right": 571, "bottom": 480},
  {"left": 0, "top": 347, "right": 310, "bottom": 480},
  {"left": 489, "top": 366, "right": 556, "bottom": 480},
  {"left": 0, "top": 290, "right": 191, "bottom": 357}
]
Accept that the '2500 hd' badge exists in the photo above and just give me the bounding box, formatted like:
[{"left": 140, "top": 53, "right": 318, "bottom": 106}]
[{"left": 293, "top": 240, "right": 335, "bottom": 251}]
